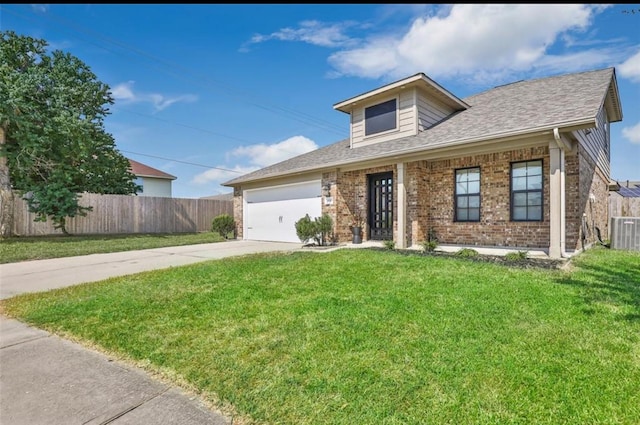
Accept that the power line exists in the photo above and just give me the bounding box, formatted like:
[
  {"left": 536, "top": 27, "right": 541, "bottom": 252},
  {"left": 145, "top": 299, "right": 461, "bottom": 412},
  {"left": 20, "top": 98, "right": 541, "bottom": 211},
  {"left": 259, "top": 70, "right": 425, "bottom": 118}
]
[
  {"left": 121, "top": 150, "right": 244, "bottom": 174},
  {"left": 3, "top": 5, "right": 348, "bottom": 137}
]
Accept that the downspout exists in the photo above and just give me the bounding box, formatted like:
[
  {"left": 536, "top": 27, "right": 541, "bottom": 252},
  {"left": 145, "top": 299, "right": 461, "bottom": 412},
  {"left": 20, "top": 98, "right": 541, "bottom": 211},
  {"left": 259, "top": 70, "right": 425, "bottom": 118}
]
[{"left": 553, "top": 128, "right": 572, "bottom": 258}]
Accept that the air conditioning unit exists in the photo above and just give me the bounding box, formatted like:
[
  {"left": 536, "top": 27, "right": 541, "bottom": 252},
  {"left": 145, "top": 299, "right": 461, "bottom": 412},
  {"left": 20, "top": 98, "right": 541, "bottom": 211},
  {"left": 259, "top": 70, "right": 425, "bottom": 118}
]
[{"left": 610, "top": 217, "right": 640, "bottom": 251}]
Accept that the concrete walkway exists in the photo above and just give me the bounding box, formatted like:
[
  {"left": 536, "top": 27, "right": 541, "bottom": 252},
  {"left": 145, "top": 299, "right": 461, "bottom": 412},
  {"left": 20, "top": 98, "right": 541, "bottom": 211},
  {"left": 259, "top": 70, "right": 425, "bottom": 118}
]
[{"left": 0, "top": 240, "right": 302, "bottom": 425}]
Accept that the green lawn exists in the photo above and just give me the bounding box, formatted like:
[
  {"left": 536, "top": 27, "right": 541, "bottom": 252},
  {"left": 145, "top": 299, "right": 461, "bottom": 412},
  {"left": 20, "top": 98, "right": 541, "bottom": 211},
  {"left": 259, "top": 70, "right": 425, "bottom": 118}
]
[
  {"left": 0, "top": 232, "right": 226, "bottom": 264},
  {"left": 2, "top": 247, "right": 639, "bottom": 424}
]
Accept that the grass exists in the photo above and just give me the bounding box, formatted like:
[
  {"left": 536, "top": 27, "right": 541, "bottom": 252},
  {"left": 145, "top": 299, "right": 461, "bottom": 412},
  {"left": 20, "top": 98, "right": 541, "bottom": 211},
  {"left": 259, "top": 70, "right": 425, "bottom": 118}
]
[
  {"left": 0, "top": 232, "right": 226, "bottom": 264},
  {"left": 2, "top": 246, "right": 640, "bottom": 424}
]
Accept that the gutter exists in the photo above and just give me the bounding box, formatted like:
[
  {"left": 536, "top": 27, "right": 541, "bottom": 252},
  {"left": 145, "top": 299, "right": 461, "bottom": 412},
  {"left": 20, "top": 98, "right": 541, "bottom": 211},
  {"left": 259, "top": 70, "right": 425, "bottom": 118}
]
[{"left": 553, "top": 127, "right": 572, "bottom": 259}]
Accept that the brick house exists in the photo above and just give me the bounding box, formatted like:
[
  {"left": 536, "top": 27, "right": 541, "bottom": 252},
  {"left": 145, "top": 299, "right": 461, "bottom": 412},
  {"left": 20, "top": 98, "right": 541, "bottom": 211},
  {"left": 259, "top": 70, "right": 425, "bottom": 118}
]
[{"left": 222, "top": 67, "right": 623, "bottom": 258}]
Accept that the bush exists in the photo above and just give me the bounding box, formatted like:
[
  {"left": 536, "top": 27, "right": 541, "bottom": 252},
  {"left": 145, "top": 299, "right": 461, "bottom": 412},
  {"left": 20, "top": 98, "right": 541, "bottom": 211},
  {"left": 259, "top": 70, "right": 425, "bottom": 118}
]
[
  {"left": 295, "top": 214, "right": 317, "bottom": 244},
  {"left": 295, "top": 213, "right": 334, "bottom": 246},
  {"left": 505, "top": 250, "right": 528, "bottom": 261},
  {"left": 382, "top": 239, "right": 396, "bottom": 250},
  {"left": 211, "top": 214, "right": 236, "bottom": 239},
  {"left": 422, "top": 240, "right": 438, "bottom": 252},
  {"left": 456, "top": 248, "right": 479, "bottom": 258}
]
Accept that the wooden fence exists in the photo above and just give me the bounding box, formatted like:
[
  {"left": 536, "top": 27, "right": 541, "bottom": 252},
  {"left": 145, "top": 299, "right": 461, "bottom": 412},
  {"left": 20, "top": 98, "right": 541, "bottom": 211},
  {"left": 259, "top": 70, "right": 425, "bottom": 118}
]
[
  {"left": 11, "top": 192, "right": 233, "bottom": 236},
  {"left": 609, "top": 196, "right": 640, "bottom": 218}
]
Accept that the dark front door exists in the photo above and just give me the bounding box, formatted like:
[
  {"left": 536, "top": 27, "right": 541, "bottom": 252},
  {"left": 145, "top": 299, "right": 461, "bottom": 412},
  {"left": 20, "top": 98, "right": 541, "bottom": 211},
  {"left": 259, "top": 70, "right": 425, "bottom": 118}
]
[{"left": 368, "top": 172, "right": 393, "bottom": 240}]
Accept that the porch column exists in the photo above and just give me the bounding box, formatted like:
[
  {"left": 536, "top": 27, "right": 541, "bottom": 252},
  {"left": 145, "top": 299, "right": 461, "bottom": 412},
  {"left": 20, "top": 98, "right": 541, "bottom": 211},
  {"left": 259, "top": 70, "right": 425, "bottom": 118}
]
[
  {"left": 397, "top": 162, "right": 407, "bottom": 249},
  {"left": 549, "top": 143, "right": 565, "bottom": 258}
]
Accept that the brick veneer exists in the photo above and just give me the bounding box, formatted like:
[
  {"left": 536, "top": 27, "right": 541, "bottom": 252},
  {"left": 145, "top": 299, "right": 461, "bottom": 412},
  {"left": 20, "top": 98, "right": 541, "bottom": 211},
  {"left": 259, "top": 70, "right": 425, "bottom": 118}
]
[
  {"left": 425, "top": 147, "right": 551, "bottom": 249},
  {"left": 234, "top": 145, "right": 608, "bottom": 253}
]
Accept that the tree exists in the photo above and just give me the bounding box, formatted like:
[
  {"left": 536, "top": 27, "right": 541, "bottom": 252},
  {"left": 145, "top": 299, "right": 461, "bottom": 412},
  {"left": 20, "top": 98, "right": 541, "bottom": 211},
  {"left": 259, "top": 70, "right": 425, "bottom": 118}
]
[{"left": 0, "top": 31, "right": 138, "bottom": 236}]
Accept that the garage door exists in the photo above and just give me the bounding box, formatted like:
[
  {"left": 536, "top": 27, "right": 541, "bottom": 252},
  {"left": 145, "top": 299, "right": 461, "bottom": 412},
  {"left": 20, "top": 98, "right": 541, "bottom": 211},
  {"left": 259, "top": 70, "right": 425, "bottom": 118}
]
[{"left": 244, "top": 181, "right": 322, "bottom": 243}]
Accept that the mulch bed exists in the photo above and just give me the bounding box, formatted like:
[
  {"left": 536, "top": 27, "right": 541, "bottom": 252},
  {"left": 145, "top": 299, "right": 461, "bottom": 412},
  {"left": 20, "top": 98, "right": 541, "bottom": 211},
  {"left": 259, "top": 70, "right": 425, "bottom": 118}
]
[{"left": 367, "top": 247, "right": 567, "bottom": 270}]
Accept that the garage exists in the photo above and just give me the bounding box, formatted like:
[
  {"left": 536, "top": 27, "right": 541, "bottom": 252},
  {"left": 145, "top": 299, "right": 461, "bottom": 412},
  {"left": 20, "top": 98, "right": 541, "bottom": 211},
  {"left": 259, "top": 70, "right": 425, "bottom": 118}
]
[{"left": 243, "top": 180, "right": 322, "bottom": 243}]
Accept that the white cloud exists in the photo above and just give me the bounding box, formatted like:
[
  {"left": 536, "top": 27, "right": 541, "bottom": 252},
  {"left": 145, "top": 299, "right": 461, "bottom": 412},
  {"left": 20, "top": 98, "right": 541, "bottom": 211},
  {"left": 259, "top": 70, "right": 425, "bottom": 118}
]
[
  {"left": 230, "top": 135, "right": 318, "bottom": 167},
  {"left": 328, "top": 4, "right": 609, "bottom": 81},
  {"left": 191, "top": 165, "right": 258, "bottom": 185},
  {"left": 111, "top": 81, "right": 197, "bottom": 111},
  {"left": 622, "top": 122, "right": 640, "bottom": 144},
  {"left": 244, "top": 20, "right": 360, "bottom": 49},
  {"left": 30, "top": 4, "right": 49, "bottom": 13},
  {"left": 191, "top": 135, "right": 319, "bottom": 186},
  {"left": 618, "top": 50, "right": 640, "bottom": 82}
]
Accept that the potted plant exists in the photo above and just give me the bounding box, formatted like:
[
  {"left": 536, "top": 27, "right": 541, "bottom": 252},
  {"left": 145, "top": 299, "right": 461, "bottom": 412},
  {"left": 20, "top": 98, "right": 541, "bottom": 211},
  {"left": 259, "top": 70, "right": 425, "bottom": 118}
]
[{"left": 351, "top": 209, "right": 365, "bottom": 244}]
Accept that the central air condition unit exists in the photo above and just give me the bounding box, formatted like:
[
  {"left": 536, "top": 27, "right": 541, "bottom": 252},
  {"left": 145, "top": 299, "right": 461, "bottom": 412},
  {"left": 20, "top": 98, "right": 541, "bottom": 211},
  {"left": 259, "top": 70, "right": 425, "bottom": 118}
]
[{"left": 610, "top": 217, "right": 640, "bottom": 251}]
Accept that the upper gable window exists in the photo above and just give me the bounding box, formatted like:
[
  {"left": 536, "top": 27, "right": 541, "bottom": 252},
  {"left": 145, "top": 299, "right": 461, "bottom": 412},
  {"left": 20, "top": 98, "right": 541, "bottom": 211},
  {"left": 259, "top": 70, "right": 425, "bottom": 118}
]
[{"left": 365, "top": 98, "right": 397, "bottom": 136}]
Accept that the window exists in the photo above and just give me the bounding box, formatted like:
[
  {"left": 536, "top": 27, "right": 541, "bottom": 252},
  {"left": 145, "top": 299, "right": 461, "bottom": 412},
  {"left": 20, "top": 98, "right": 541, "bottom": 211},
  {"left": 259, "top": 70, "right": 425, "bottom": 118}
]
[
  {"left": 134, "top": 177, "right": 144, "bottom": 194},
  {"left": 455, "top": 167, "right": 480, "bottom": 222},
  {"left": 365, "top": 98, "right": 397, "bottom": 136},
  {"left": 511, "top": 160, "right": 543, "bottom": 221}
]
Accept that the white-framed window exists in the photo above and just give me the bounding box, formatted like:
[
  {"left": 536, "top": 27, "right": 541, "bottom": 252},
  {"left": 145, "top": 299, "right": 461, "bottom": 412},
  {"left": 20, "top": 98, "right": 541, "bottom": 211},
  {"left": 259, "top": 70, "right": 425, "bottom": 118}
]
[
  {"left": 135, "top": 177, "right": 144, "bottom": 194},
  {"left": 364, "top": 98, "right": 397, "bottom": 136},
  {"left": 455, "top": 167, "right": 480, "bottom": 222}
]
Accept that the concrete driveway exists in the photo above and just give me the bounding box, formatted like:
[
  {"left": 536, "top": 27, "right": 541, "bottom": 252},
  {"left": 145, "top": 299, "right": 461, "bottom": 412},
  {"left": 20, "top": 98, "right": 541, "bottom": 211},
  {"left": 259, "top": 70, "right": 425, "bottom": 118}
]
[
  {"left": 0, "top": 239, "right": 302, "bottom": 424},
  {"left": 0, "top": 239, "right": 302, "bottom": 300}
]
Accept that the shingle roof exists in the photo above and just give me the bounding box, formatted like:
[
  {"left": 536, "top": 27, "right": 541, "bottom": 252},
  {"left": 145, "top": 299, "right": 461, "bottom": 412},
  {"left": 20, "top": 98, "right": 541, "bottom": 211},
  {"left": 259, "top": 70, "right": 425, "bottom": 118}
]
[
  {"left": 223, "top": 67, "right": 619, "bottom": 187},
  {"left": 128, "top": 158, "right": 177, "bottom": 180}
]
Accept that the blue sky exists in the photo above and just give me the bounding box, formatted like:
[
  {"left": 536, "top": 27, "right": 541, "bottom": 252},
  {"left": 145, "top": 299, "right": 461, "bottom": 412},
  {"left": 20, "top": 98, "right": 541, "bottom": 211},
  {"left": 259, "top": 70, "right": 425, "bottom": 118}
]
[{"left": 2, "top": 4, "right": 639, "bottom": 198}]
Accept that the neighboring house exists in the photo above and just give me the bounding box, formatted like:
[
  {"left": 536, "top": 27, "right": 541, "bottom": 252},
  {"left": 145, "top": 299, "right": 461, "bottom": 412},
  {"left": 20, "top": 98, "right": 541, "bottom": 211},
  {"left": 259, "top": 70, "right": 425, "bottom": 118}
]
[
  {"left": 609, "top": 180, "right": 640, "bottom": 198},
  {"left": 128, "top": 158, "right": 177, "bottom": 198},
  {"left": 223, "top": 67, "right": 623, "bottom": 258}
]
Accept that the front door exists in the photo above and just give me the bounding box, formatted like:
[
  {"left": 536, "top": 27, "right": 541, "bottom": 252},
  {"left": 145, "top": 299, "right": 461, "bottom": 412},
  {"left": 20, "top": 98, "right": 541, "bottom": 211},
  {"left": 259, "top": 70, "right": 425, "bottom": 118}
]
[{"left": 368, "top": 172, "right": 393, "bottom": 240}]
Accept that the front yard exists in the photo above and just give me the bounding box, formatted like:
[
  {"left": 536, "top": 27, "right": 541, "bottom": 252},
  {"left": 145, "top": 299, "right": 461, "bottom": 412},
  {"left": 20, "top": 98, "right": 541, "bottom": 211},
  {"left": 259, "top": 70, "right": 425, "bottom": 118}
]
[
  {"left": 1, "top": 247, "right": 639, "bottom": 424},
  {"left": 0, "top": 232, "right": 225, "bottom": 264}
]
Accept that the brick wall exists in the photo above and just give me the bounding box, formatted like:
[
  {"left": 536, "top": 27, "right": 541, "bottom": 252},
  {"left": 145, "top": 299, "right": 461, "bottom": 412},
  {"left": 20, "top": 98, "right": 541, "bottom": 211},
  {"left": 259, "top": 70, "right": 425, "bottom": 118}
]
[
  {"left": 569, "top": 145, "right": 609, "bottom": 251},
  {"left": 426, "top": 147, "right": 550, "bottom": 249},
  {"left": 324, "top": 165, "right": 395, "bottom": 243},
  {"left": 233, "top": 186, "right": 243, "bottom": 239}
]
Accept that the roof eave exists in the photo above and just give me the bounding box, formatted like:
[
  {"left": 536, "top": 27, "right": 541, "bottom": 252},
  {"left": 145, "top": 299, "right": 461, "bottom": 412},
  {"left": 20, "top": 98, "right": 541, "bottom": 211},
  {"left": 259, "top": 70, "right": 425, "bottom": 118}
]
[
  {"left": 333, "top": 73, "right": 469, "bottom": 114},
  {"left": 223, "top": 118, "right": 596, "bottom": 187}
]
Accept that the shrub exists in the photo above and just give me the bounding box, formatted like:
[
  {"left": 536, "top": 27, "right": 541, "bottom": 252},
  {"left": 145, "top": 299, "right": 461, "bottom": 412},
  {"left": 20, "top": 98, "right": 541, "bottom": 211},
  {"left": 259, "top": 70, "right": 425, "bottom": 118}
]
[
  {"left": 295, "top": 213, "right": 334, "bottom": 246},
  {"left": 314, "top": 213, "right": 334, "bottom": 246},
  {"left": 422, "top": 240, "right": 438, "bottom": 252},
  {"left": 211, "top": 214, "right": 236, "bottom": 239},
  {"left": 505, "top": 250, "right": 528, "bottom": 261},
  {"left": 382, "top": 239, "right": 396, "bottom": 250},
  {"left": 456, "top": 248, "right": 479, "bottom": 257},
  {"left": 295, "top": 214, "right": 317, "bottom": 244}
]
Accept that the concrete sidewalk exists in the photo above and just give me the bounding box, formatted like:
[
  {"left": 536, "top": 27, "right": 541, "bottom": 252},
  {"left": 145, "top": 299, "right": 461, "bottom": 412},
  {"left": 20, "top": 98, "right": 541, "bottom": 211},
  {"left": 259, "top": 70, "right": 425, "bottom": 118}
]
[{"left": 0, "top": 239, "right": 302, "bottom": 424}]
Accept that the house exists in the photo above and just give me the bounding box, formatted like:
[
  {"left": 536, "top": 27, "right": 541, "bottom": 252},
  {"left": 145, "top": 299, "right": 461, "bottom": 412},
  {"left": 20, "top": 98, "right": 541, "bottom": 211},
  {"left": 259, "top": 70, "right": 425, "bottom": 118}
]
[
  {"left": 128, "top": 158, "right": 177, "bottom": 198},
  {"left": 222, "top": 67, "right": 623, "bottom": 259}
]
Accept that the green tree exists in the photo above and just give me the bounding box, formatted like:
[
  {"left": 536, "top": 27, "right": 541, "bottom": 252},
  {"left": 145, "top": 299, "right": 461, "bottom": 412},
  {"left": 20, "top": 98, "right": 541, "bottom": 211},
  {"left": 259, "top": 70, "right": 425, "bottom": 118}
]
[{"left": 0, "top": 31, "right": 138, "bottom": 236}]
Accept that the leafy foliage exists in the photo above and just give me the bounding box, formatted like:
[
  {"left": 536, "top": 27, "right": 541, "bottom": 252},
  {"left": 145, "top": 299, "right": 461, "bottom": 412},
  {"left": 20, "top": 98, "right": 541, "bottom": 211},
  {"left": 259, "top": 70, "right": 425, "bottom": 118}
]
[
  {"left": 0, "top": 31, "right": 138, "bottom": 234},
  {"left": 211, "top": 214, "right": 236, "bottom": 239},
  {"left": 456, "top": 248, "right": 479, "bottom": 257},
  {"left": 295, "top": 213, "right": 334, "bottom": 246},
  {"left": 505, "top": 250, "right": 529, "bottom": 261},
  {"left": 382, "top": 239, "right": 396, "bottom": 250}
]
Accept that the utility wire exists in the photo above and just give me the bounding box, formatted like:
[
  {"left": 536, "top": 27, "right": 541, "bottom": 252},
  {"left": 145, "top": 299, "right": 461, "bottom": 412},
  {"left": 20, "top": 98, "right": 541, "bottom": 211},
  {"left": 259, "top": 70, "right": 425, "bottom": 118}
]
[
  {"left": 121, "top": 150, "right": 244, "bottom": 174},
  {"left": 3, "top": 5, "right": 348, "bottom": 136}
]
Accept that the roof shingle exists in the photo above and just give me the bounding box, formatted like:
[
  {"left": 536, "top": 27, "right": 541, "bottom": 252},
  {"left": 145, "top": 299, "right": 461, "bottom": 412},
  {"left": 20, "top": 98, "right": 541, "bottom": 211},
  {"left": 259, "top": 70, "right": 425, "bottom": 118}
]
[{"left": 223, "top": 67, "right": 618, "bottom": 186}]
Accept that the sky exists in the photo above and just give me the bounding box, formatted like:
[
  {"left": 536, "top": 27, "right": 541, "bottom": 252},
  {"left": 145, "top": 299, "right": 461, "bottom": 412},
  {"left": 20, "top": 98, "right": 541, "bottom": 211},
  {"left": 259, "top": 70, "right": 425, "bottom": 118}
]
[{"left": 2, "top": 4, "right": 639, "bottom": 199}]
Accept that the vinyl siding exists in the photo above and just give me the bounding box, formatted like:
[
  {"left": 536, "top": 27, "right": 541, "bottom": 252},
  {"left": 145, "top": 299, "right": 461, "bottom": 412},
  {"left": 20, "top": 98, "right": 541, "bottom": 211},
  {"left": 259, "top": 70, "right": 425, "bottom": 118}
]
[
  {"left": 351, "top": 91, "right": 416, "bottom": 148},
  {"left": 572, "top": 106, "right": 610, "bottom": 177},
  {"left": 417, "top": 90, "right": 457, "bottom": 131}
]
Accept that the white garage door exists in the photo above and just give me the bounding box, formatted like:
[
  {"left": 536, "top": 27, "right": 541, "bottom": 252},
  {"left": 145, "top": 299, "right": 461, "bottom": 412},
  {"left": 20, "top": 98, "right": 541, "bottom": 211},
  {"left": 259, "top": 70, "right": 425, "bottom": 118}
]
[{"left": 244, "top": 181, "right": 322, "bottom": 243}]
